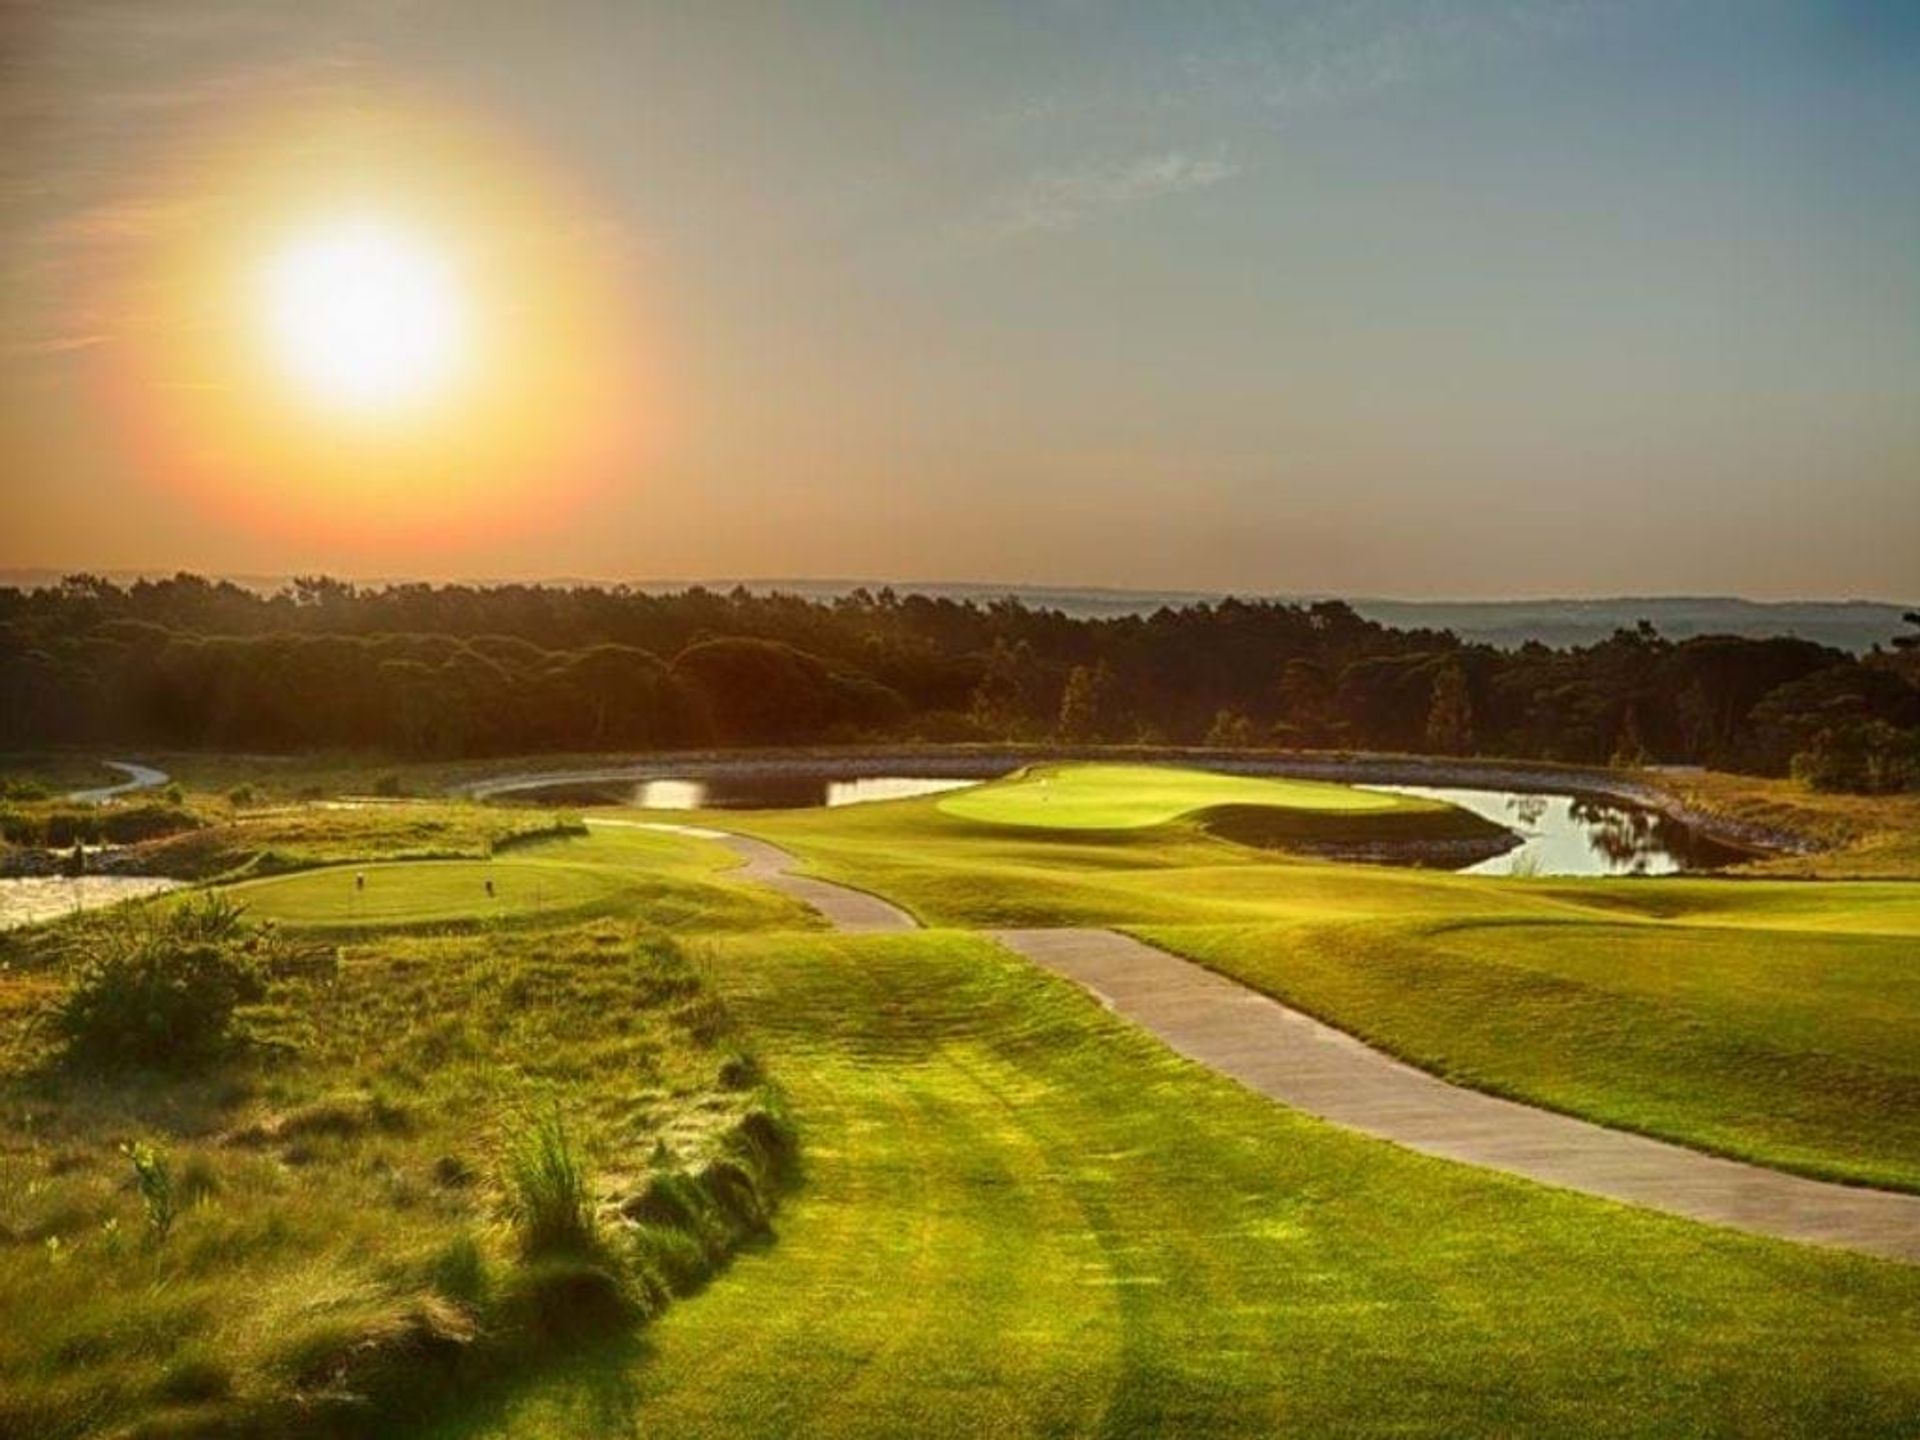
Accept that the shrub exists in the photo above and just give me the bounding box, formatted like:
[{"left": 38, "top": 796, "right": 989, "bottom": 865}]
[
  {"left": 373, "top": 772, "right": 405, "bottom": 797},
  {"left": 1791, "top": 720, "right": 1919, "bottom": 795},
  {"left": 49, "top": 895, "right": 264, "bottom": 1070},
  {"left": 0, "top": 802, "right": 197, "bottom": 848},
  {"left": 225, "top": 783, "right": 258, "bottom": 808},
  {"left": 500, "top": 1110, "right": 597, "bottom": 1257}
]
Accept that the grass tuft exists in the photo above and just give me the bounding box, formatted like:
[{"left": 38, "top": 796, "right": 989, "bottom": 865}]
[{"left": 500, "top": 1109, "right": 598, "bottom": 1259}]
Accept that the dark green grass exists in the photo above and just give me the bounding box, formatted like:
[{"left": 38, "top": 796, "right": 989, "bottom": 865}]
[{"left": 435, "top": 931, "right": 1920, "bottom": 1439}]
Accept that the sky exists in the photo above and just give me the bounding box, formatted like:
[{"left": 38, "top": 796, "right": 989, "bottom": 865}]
[{"left": 2, "top": 0, "right": 1917, "bottom": 599}]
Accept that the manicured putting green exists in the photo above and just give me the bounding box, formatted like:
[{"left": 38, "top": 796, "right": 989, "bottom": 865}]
[
  {"left": 212, "top": 828, "right": 818, "bottom": 934},
  {"left": 221, "top": 859, "right": 639, "bottom": 929},
  {"left": 937, "top": 762, "right": 1428, "bottom": 830}
]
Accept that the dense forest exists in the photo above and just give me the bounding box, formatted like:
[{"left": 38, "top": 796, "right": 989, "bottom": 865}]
[{"left": 4, "top": 574, "right": 1917, "bottom": 791}]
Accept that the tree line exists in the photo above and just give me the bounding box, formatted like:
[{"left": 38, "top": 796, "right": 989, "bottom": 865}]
[{"left": 4, "top": 575, "right": 1916, "bottom": 790}]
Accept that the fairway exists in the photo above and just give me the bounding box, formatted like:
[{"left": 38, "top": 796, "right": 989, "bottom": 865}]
[
  {"left": 936, "top": 762, "right": 1421, "bottom": 829},
  {"left": 731, "top": 767, "right": 1920, "bottom": 1189},
  {"left": 442, "top": 931, "right": 1920, "bottom": 1439}
]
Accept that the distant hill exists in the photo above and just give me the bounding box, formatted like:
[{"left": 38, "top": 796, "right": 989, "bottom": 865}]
[
  {"left": 633, "top": 581, "right": 1916, "bottom": 654},
  {"left": 3, "top": 569, "right": 1909, "bottom": 653}
]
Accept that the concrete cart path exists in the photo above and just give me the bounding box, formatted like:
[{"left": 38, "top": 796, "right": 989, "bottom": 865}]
[
  {"left": 993, "top": 925, "right": 1920, "bottom": 1265},
  {"left": 593, "top": 818, "right": 919, "bottom": 933},
  {"left": 67, "top": 761, "right": 169, "bottom": 804}
]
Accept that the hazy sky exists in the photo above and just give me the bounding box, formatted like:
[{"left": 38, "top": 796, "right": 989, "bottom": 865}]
[{"left": 3, "top": 1, "right": 1917, "bottom": 598}]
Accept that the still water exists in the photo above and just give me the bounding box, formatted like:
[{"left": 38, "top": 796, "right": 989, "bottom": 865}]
[
  {"left": 511, "top": 773, "right": 980, "bottom": 811},
  {"left": 507, "top": 768, "right": 1742, "bottom": 877},
  {"left": 0, "top": 875, "right": 184, "bottom": 931},
  {"left": 1366, "top": 785, "right": 1748, "bottom": 877}
]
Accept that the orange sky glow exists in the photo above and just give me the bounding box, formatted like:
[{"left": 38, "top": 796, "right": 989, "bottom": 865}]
[
  {"left": 67, "top": 93, "right": 662, "bottom": 551},
  {"left": 4, "top": 3, "right": 1916, "bottom": 598}
]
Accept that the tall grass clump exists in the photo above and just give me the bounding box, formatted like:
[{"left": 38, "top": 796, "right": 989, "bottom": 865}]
[{"left": 501, "top": 1108, "right": 598, "bottom": 1257}]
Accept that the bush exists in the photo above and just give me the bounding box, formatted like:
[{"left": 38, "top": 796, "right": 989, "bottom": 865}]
[
  {"left": 500, "top": 1110, "right": 597, "bottom": 1257},
  {"left": 1791, "top": 720, "right": 1919, "bottom": 795},
  {"left": 49, "top": 894, "right": 265, "bottom": 1070},
  {"left": 0, "top": 802, "right": 198, "bottom": 849},
  {"left": 225, "top": 783, "right": 258, "bottom": 808}
]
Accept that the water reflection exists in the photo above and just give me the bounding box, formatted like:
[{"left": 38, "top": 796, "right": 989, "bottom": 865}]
[
  {"left": 513, "top": 774, "right": 979, "bottom": 811},
  {"left": 1367, "top": 785, "right": 1746, "bottom": 877}
]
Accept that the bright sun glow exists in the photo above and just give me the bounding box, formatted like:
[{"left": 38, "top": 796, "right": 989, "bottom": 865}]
[{"left": 259, "top": 218, "right": 467, "bottom": 412}]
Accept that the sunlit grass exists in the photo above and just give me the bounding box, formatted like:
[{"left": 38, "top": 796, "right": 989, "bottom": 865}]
[
  {"left": 728, "top": 769, "right": 1920, "bottom": 1184},
  {"left": 434, "top": 931, "right": 1920, "bottom": 1440}
]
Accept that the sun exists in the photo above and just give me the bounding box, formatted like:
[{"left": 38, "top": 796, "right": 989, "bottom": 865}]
[{"left": 257, "top": 217, "right": 468, "bottom": 413}]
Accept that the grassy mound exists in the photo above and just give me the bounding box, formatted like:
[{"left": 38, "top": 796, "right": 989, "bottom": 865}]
[
  {"left": 933, "top": 763, "right": 1508, "bottom": 862},
  {"left": 208, "top": 827, "right": 816, "bottom": 935},
  {"left": 0, "top": 918, "right": 793, "bottom": 1439},
  {"left": 1196, "top": 798, "right": 1513, "bottom": 860},
  {"left": 937, "top": 763, "right": 1423, "bottom": 830}
]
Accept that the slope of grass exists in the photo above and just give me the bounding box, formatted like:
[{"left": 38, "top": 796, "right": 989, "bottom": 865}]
[
  {"left": 131, "top": 801, "right": 590, "bottom": 882},
  {"left": 1149, "top": 918, "right": 1920, "bottom": 1191},
  {"left": 1652, "top": 769, "right": 1920, "bottom": 880},
  {"left": 0, "top": 912, "right": 791, "bottom": 1439},
  {"left": 438, "top": 931, "right": 1920, "bottom": 1440}
]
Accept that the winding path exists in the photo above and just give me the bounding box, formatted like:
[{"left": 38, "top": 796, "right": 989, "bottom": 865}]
[
  {"left": 647, "top": 819, "right": 1920, "bottom": 1264},
  {"left": 66, "top": 760, "right": 169, "bottom": 805}
]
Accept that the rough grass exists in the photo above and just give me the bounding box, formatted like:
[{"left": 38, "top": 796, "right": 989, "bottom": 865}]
[
  {"left": 0, "top": 754, "right": 121, "bottom": 796},
  {"left": 1195, "top": 798, "right": 1510, "bottom": 854},
  {"left": 1654, "top": 768, "right": 1920, "bottom": 879},
  {"left": 431, "top": 931, "right": 1920, "bottom": 1440},
  {"left": 0, "top": 886, "right": 792, "bottom": 1437},
  {"left": 128, "top": 801, "right": 592, "bottom": 882}
]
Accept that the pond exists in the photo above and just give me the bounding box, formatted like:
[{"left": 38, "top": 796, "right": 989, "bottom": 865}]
[
  {"left": 1364, "top": 785, "right": 1750, "bottom": 877},
  {"left": 0, "top": 875, "right": 184, "bottom": 931},
  {"left": 505, "top": 773, "right": 982, "bottom": 811},
  {"left": 498, "top": 765, "right": 1748, "bottom": 877}
]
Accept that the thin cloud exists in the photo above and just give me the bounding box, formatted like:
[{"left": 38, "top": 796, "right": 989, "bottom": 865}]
[{"left": 981, "top": 152, "right": 1241, "bottom": 241}]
